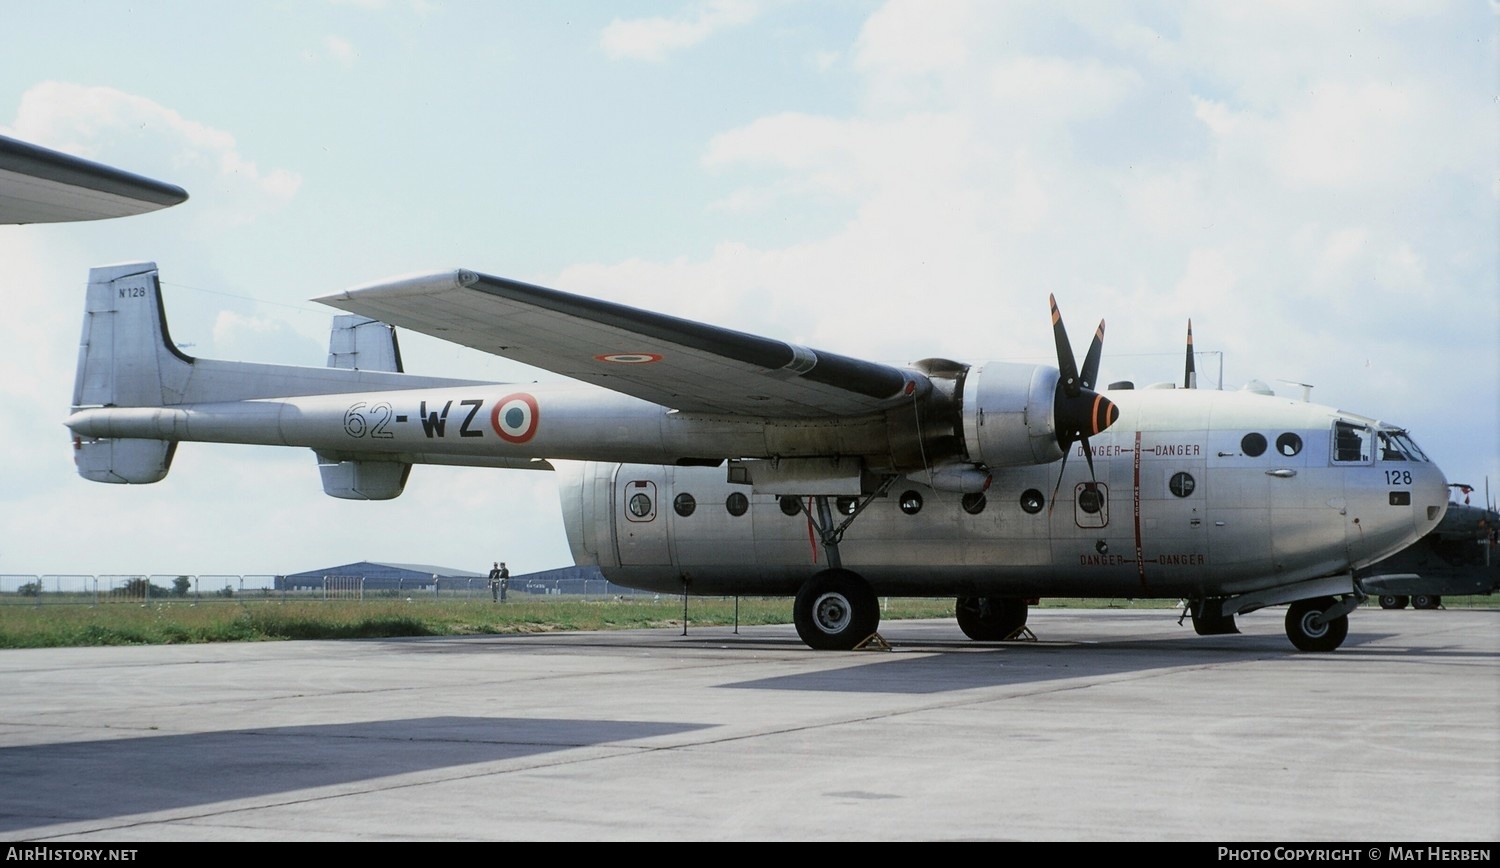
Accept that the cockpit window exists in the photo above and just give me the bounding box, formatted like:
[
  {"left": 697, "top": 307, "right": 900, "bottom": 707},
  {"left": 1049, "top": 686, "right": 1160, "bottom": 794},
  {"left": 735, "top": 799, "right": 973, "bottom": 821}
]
[
  {"left": 1332, "top": 421, "right": 1373, "bottom": 464},
  {"left": 1379, "top": 429, "right": 1429, "bottom": 462}
]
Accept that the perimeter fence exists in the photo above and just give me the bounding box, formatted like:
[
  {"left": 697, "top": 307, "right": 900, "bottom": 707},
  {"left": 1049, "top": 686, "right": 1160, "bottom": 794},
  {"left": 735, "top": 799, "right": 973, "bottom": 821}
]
[{"left": 0, "top": 574, "right": 641, "bottom": 606}]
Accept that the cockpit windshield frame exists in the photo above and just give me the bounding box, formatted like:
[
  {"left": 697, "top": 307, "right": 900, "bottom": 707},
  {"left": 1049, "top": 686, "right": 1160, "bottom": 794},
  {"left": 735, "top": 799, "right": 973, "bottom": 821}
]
[{"left": 1378, "top": 427, "right": 1429, "bottom": 463}]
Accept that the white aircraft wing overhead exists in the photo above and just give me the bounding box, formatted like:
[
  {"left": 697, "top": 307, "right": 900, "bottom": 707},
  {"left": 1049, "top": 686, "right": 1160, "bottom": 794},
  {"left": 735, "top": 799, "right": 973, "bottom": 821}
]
[
  {"left": 316, "top": 269, "right": 924, "bottom": 418},
  {"left": 0, "top": 134, "right": 188, "bottom": 224}
]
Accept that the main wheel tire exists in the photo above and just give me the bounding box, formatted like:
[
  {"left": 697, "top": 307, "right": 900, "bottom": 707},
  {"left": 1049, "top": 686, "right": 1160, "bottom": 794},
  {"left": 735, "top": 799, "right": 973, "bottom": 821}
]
[
  {"left": 1378, "top": 594, "right": 1409, "bottom": 610},
  {"left": 1411, "top": 594, "right": 1440, "bottom": 610},
  {"left": 1285, "top": 597, "right": 1349, "bottom": 652},
  {"left": 794, "top": 569, "right": 880, "bottom": 651},
  {"left": 955, "top": 597, "right": 1029, "bottom": 641}
]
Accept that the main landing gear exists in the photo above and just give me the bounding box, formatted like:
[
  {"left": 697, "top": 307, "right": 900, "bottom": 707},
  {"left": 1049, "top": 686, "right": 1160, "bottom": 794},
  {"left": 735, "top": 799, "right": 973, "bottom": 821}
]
[
  {"left": 793, "top": 569, "right": 881, "bottom": 651},
  {"left": 954, "top": 597, "right": 1030, "bottom": 641},
  {"left": 790, "top": 485, "right": 897, "bottom": 651}
]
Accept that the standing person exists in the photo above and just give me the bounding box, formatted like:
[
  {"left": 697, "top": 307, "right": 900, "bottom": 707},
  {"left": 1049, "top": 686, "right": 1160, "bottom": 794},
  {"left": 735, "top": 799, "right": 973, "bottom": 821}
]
[
  {"left": 488, "top": 562, "right": 502, "bottom": 602},
  {"left": 498, "top": 562, "right": 510, "bottom": 602}
]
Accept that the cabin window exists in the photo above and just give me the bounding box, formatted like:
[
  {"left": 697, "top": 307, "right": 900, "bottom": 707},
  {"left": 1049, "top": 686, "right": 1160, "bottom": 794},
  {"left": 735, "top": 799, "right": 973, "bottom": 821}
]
[
  {"left": 628, "top": 492, "right": 653, "bottom": 519},
  {"left": 1331, "top": 421, "right": 1371, "bottom": 464},
  {"left": 961, "top": 492, "right": 987, "bottom": 515},
  {"left": 778, "top": 495, "right": 801, "bottom": 517},
  {"left": 1020, "top": 489, "right": 1045, "bottom": 514},
  {"left": 899, "top": 490, "right": 923, "bottom": 515},
  {"left": 1169, "top": 472, "right": 1196, "bottom": 497},
  {"left": 1240, "top": 433, "right": 1267, "bottom": 457},
  {"left": 1276, "top": 432, "right": 1304, "bottom": 457},
  {"left": 673, "top": 493, "right": 696, "bottom": 517},
  {"left": 725, "top": 492, "right": 749, "bottom": 517},
  {"left": 1078, "top": 485, "right": 1105, "bottom": 514}
]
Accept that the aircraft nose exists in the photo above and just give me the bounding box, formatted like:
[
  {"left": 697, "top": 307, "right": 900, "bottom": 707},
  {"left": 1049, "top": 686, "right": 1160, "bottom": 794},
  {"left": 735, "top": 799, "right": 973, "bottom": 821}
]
[{"left": 1422, "top": 464, "right": 1451, "bottom": 531}]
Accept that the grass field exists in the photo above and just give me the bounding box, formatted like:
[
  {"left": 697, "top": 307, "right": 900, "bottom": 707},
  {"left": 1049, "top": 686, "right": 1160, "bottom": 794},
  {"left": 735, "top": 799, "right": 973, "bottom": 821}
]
[
  {"left": 1, "top": 593, "right": 1494, "bottom": 649},
  {"left": 0, "top": 595, "right": 1147, "bottom": 648}
]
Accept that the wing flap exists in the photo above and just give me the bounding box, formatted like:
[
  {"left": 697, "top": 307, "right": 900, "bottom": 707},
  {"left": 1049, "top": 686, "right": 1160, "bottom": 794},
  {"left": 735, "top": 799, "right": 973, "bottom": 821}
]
[{"left": 315, "top": 269, "right": 922, "bottom": 418}]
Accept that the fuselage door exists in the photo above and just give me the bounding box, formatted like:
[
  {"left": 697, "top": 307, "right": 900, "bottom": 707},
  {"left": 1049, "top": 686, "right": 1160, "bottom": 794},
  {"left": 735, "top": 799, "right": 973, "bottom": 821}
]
[{"left": 614, "top": 466, "right": 673, "bottom": 566}]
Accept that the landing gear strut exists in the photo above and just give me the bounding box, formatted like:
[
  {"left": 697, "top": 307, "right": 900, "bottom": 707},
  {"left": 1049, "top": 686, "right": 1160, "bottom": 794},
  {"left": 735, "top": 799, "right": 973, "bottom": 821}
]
[{"left": 789, "top": 481, "right": 897, "bottom": 651}]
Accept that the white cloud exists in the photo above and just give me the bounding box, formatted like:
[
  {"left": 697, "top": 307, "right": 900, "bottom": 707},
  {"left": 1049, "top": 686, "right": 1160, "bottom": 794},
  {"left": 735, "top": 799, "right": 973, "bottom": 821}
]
[
  {"left": 987, "top": 56, "right": 1142, "bottom": 124},
  {"left": 211, "top": 311, "right": 327, "bottom": 366},
  {"left": 601, "top": 0, "right": 760, "bottom": 62},
  {"left": 324, "top": 34, "right": 359, "bottom": 67}
]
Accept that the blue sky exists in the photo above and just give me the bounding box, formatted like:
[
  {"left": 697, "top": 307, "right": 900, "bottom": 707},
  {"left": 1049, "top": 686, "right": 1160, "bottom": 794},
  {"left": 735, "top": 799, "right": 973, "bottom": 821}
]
[{"left": 2, "top": 1, "right": 1496, "bottom": 579}]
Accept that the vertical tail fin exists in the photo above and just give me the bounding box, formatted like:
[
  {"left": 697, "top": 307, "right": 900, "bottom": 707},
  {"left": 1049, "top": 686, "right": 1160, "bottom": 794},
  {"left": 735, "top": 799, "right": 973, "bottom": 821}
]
[
  {"left": 327, "top": 314, "right": 403, "bottom": 372},
  {"left": 73, "top": 262, "right": 194, "bottom": 409},
  {"left": 71, "top": 262, "right": 191, "bottom": 483},
  {"left": 317, "top": 313, "right": 411, "bottom": 499}
]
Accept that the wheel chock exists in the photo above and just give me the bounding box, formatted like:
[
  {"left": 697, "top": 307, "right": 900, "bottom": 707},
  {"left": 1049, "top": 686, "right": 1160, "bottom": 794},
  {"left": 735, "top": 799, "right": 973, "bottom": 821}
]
[
  {"left": 854, "top": 632, "right": 892, "bottom": 651},
  {"left": 1003, "top": 626, "right": 1038, "bottom": 642}
]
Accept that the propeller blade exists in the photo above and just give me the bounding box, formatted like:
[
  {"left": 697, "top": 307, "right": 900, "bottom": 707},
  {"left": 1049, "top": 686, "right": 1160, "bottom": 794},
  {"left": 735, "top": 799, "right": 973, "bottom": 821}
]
[
  {"left": 1047, "top": 298, "right": 1121, "bottom": 512},
  {"left": 1080, "top": 434, "right": 1098, "bottom": 482},
  {"left": 1183, "top": 319, "right": 1196, "bottom": 389},
  {"left": 1080, "top": 319, "right": 1105, "bottom": 390},
  {"left": 1050, "top": 294, "right": 1080, "bottom": 397},
  {"left": 1047, "top": 447, "right": 1069, "bottom": 516}
]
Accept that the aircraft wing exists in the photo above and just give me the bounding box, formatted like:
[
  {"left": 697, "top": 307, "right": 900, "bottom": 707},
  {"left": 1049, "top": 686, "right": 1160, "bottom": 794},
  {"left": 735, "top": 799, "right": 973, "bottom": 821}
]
[
  {"left": 0, "top": 134, "right": 188, "bottom": 224},
  {"left": 315, "top": 269, "right": 923, "bottom": 418}
]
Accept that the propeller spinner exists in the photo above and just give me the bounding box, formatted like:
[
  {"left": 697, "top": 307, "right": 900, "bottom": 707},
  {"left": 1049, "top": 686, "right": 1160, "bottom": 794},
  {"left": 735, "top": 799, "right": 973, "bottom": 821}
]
[{"left": 1049, "top": 295, "right": 1119, "bottom": 508}]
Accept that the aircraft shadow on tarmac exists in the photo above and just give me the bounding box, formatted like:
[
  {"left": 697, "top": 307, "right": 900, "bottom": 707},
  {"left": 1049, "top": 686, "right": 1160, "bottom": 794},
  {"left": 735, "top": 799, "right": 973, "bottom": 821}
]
[
  {"left": 0, "top": 716, "right": 707, "bottom": 833},
  {"left": 398, "top": 618, "right": 1460, "bottom": 696}
]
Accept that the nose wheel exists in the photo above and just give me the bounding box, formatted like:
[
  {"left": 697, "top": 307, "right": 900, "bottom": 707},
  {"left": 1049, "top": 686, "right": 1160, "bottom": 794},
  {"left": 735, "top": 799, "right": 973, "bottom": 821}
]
[{"left": 1285, "top": 596, "right": 1350, "bottom": 652}]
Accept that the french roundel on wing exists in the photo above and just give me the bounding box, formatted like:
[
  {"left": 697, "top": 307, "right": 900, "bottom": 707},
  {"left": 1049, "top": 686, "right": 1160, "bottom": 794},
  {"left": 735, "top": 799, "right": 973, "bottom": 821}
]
[
  {"left": 595, "top": 352, "right": 663, "bottom": 364},
  {"left": 490, "top": 392, "right": 540, "bottom": 443}
]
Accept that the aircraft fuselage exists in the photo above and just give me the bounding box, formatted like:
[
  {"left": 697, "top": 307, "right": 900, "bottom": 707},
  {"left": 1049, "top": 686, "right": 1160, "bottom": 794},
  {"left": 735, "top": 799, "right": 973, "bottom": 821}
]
[{"left": 556, "top": 387, "right": 1447, "bottom": 603}]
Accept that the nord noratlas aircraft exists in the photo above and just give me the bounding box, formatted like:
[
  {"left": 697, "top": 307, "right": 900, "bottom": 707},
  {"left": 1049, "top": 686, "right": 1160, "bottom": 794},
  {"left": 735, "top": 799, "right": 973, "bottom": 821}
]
[{"left": 63, "top": 263, "right": 1449, "bottom": 652}]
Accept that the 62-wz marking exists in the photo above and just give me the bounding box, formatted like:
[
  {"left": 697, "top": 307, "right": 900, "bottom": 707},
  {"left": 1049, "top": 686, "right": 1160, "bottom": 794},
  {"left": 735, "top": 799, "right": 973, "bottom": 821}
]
[{"left": 344, "top": 402, "right": 396, "bottom": 439}]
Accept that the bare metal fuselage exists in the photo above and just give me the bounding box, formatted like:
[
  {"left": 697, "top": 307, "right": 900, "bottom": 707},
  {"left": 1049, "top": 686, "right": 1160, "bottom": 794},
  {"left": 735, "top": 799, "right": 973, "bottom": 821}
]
[{"left": 558, "top": 388, "right": 1448, "bottom": 601}]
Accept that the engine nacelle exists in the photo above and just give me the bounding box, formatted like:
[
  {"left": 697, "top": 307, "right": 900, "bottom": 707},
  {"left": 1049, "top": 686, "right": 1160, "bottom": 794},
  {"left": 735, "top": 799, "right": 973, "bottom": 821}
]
[{"left": 959, "top": 362, "right": 1063, "bottom": 467}]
